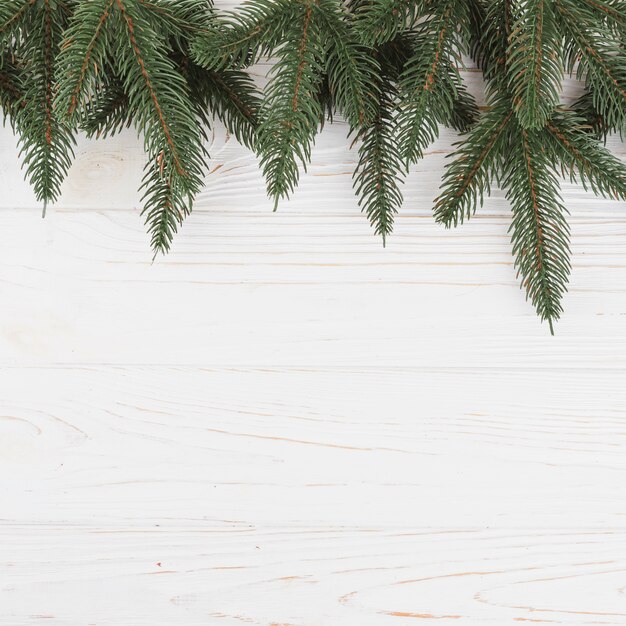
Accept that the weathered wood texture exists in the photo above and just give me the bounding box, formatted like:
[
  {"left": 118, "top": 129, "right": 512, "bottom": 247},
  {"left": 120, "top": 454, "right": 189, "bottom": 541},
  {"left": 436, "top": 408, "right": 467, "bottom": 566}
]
[{"left": 1, "top": 4, "right": 626, "bottom": 624}]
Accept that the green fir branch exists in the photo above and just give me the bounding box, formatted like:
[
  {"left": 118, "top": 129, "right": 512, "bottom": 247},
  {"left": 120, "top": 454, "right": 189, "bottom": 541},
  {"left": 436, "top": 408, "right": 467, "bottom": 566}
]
[
  {"left": 558, "top": 0, "right": 626, "bottom": 131},
  {"left": 80, "top": 74, "right": 132, "bottom": 138},
  {"left": 507, "top": 0, "right": 563, "bottom": 129},
  {"left": 354, "top": 84, "right": 403, "bottom": 245},
  {"left": 115, "top": 0, "right": 207, "bottom": 254},
  {"left": 321, "top": 1, "right": 379, "bottom": 128},
  {"left": 255, "top": 2, "right": 324, "bottom": 208},
  {"left": 504, "top": 122, "right": 571, "bottom": 334},
  {"left": 0, "top": 55, "right": 26, "bottom": 126},
  {"left": 55, "top": 0, "right": 117, "bottom": 121},
  {"left": 546, "top": 109, "right": 626, "bottom": 200},
  {"left": 13, "top": 0, "right": 75, "bottom": 210},
  {"left": 354, "top": 0, "right": 425, "bottom": 45},
  {"left": 396, "top": 0, "right": 470, "bottom": 165},
  {"left": 435, "top": 98, "right": 513, "bottom": 227},
  {"left": 192, "top": 0, "right": 298, "bottom": 70}
]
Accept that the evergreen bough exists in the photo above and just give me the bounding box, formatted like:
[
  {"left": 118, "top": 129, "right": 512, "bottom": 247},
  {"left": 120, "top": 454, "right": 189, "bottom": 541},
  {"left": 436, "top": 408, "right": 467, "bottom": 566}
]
[{"left": 1, "top": 0, "right": 626, "bottom": 331}]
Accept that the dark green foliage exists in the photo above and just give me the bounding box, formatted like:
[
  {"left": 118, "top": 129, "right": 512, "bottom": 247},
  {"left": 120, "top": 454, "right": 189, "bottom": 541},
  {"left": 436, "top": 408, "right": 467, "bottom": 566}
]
[
  {"left": 355, "top": 0, "right": 480, "bottom": 171},
  {"left": 192, "top": 0, "right": 474, "bottom": 241},
  {"left": 395, "top": 0, "right": 474, "bottom": 165},
  {"left": 507, "top": 0, "right": 563, "bottom": 129},
  {"left": 353, "top": 41, "right": 406, "bottom": 244},
  {"left": 0, "top": 54, "right": 25, "bottom": 127},
  {"left": 254, "top": 2, "right": 326, "bottom": 208},
  {"left": 193, "top": 0, "right": 380, "bottom": 209},
  {"left": 2, "top": 0, "right": 626, "bottom": 330},
  {"left": 433, "top": 0, "right": 626, "bottom": 331},
  {"left": 546, "top": 110, "right": 626, "bottom": 200},
  {"left": 1, "top": 0, "right": 76, "bottom": 211},
  {"left": 559, "top": 0, "right": 626, "bottom": 133},
  {"left": 116, "top": 0, "right": 208, "bottom": 253},
  {"left": 434, "top": 97, "right": 514, "bottom": 228},
  {"left": 504, "top": 121, "right": 570, "bottom": 335},
  {"left": 56, "top": 0, "right": 211, "bottom": 254},
  {"left": 354, "top": 0, "right": 424, "bottom": 45},
  {"left": 1, "top": 0, "right": 259, "bottom": 254},
  {"left": 192, "top": 0, "right": 298, "bottom": 71},
  {"left": 354, "top": 86, "right": 402, "bottom": 245}
]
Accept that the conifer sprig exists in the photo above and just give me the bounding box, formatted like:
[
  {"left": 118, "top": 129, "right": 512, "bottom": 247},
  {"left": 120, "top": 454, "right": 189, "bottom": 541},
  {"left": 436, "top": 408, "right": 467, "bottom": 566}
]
[
  {"left": 2, "top": 0, "right": 75, "bottom": 212},
  {"left": 0, "top": 54, "right": 25, "bottom": 126},
  {"left": 56, "top": 0, "right": 208, "bottom": 253},
  {"left": 354, "top": 85, "right": 402, "bottom": 245},
  {"left": 256, "top": 2, "right": 325, "bottom": 208},
  {"left": 504, "top": 121, "right": 571, "bottom": 334},
  {"left": 507, "top": 0, "right": 563, "bottom": 129},
  {"left": 558, "top": 0, "right": 626, "bottom": 133},
  {"left": 194, "top": 0, "right": 380, "bottom": 209},
  {"left": 352, "top": 39, "right": 407, "bottom": 243},
  {"left": 395, "top": 0, "right": 473, "bottom": 166},
  {"left": 116, "top": 0, "right": 207, "bottom": 254},
  {"left": 192, "top": 0, "right": 299, "bottom": 71},
  {"left": 354, "top": 0, "right": 424, "bottom": 45},
  {"left": 546, "top": 110, "right": 626, "bottom": 200},
  {"left": 53, "top": 0, "right": 261, "bottom": 255},
  {"left": 434, "top": 0, "right": 626, "bottom": 331},
  {"left": 434, "top": 98, "right": 513, "bottom": 228},
  {"left": 0, "top": 0, "right": 262, "bottom": 254}
]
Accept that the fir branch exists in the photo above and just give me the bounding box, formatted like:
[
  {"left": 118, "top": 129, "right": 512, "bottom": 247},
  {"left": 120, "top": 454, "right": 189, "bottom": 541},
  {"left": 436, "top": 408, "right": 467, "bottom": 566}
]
[
  {"left": 55, "top": 0, "right": 259, "bottom": 252},
  {"left": 139, "top": 163, "right": 192, "bottom": 258},
  {"left": 256, "top": 1, "right": 325, "bottom": 208},
  {"left": 192, "top": 0, "right": 298, "bottom": 70},
  {"left": 321, "top": 1, "right": 379, "bottom": 128},
  {"left": 435, "top": 99, "right": 514, "bottom": 227},
  {"left": 504, "top": 122, "right": 570, "bottom": 334},
  {"left": 557, "top": 0, "right": 626, "bottom": 131},
  {"left": 15, "top": 0, "right": 75, "bottom": 209},
  {"left": 81, "top": 74, "right": 132, "bottom": 138},
  {"left": 115, "top": 0, "right": 207, "bottom": 254},
  {"left": 2, "top": 0, "right": 626, "bottom": 331},
  {"left": 546, "top": 109, "right": 626, "bottom": 200},
  {"left": 0, "top": 56, "right": 25, "bottom": 125},
  {"left": 437, "top": 0, "right": 626, "bottom": 330},
  {"left": 507, "top": 0, "right": 563, "bottom": 129},
  {"left": 354, "top": 85, "right": 403, "bottom": 245},
  {"left": 351, "top": 34, "right": 410, "bottom": 241},
  {"left": 396, "top": 0, "right": 469, "bottom": 165},
  {"left": 55, "top": 0, "right": 117, "bottom": 120},
  {"left": 354, "top": 0, "right": 425, "bottom": 45}
]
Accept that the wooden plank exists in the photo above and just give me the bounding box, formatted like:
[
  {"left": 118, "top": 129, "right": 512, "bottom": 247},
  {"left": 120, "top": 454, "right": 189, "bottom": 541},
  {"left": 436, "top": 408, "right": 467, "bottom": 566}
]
[
  {"left": 1, "top": 201, "right": 626, "bottom": 367},
  {"left": 1, "top": 365, "right": 626, "bottom": 624}
]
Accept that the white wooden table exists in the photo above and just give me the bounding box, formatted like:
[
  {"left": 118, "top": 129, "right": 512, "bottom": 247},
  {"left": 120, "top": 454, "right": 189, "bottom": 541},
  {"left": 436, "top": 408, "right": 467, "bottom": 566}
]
[{"left": 2, "top": 6, "right": 626, "bottom": 623}]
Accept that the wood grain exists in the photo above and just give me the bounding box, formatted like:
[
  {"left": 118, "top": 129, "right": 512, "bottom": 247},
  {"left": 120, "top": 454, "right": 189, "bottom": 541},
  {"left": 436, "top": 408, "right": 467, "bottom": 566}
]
[{"left": 1, "top": 4, "right": 626, "bottom": 623}]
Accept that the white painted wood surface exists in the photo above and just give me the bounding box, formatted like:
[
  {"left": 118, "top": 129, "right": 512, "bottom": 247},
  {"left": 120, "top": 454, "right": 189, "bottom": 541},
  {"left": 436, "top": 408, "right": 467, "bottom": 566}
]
[{"left": 2, "top": 4, "right": 626, "bottom": 623}]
